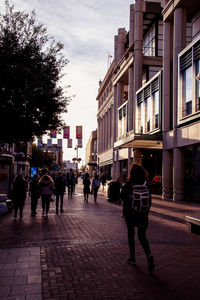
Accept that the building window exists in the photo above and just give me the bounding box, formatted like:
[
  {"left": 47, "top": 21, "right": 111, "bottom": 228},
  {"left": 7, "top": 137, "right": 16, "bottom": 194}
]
[
  {"left": 196, "top": 59, "right": 200, "bottom": 112},
  {"left": 146, "top": 97, "right": 152, "bottom": 132},
  {"left": 118, "top": 103, "right": 127, "bottom": 138},
  {"left": 143, "top": 24, "right": 156, "bottom": 57},
  {"left": 182, "top": 66, "right": 192, "bottom": 116},
  {"left": 153, "top": 90, "right": 159, "bottom": 129},
  {"left": 136, "top": 73, "right": 161, "bottom": 134},
  {"left": 179, "top": 39, "right": 200, "bottom": 122}
]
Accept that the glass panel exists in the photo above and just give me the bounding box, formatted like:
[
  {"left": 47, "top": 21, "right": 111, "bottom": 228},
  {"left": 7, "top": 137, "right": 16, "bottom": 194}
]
[
  {"left": 182, "top": 66, "right": 192, "bottom": 116},
  {"left": 146, "top": 97, "right": 152, "bottom": 132},
  {"left": 153, "top": 91, "right": 159, "bottom": 129},
  {"left": 196, "top": 60, "right": 200, "bottom": 112}
]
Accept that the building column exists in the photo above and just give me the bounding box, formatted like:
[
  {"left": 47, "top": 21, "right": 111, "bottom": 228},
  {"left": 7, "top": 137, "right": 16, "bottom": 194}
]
[
  {"left": 113, "top": 150, "right": 120, "bottom": 180},
  {"left": 134, "top": 0, "right": 143, "bottom": 94},
  {"left": 163, "top": 21, "right": 171, "bottom": 132},
  {"left": 173, "top": 7, "right": 186, "bottom": 128},
  {"left": 173, "top": 147, "right": 184, "bottom": 201},
  {"left": 162, "top": 150, "right": 173, "bottom": 199},
  {"left": 128, "top": 66, "right": 134, "bottom": 132},
  {"left": 128, "top": 148, "right": 132, "bottom": 174}
]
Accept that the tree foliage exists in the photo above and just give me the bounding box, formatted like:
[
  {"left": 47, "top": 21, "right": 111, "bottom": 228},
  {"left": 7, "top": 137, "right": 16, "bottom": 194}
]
[
  {"left": 31, "top": 144, "right": 55, "bottom": 168},
  {"left": 0, "top": 1, "right": 71, "bottom": 144}
]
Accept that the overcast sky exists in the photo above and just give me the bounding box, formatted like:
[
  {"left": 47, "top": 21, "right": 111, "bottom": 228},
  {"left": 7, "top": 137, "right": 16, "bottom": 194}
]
[{"left": 1, "top": 0, "right": 134, "bottom": 164}]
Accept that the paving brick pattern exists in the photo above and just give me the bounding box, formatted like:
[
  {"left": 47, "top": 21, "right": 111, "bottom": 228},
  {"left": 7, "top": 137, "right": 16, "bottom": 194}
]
[{"left": 0, "top": 180, "right": 200, "bottom": 299}]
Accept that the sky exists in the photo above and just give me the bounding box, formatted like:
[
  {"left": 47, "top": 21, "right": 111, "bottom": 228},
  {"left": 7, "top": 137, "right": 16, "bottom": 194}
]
[{"left": 1, "top": 0, "right": 134, "bottom": 165}]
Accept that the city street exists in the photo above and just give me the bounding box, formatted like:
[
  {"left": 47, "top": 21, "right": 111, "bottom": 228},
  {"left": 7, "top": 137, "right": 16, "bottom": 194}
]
[{"left": 0, "top": 180, "right": 200, "bottom": 299}]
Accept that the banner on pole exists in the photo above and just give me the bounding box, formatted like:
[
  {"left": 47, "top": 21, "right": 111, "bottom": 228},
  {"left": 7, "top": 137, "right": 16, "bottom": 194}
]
[
  {"left": 63, "top": 126, "right": 70, "bottom": 139},
  {"left": 76, "top": 126, "right": 82, "bottom": 139},
  {"left": 57, "top": 139, "right": 62, "bottom": 148},
  {"left": 50, "top": 130, "right": 57, "bottom": 138},
  {"left": 77, "top": 139, "right": 82, "bottom": 148},
  {"left": 68, "top": 139, "right": 72, "bottom": 148}
]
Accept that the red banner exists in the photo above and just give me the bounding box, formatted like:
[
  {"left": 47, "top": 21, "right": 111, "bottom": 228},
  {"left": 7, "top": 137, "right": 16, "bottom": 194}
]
[
  {"left": 63, "top": 126, "right": 70, "bottom": 139},
  {"left": 50, "top": 130, "right": 57, "bottom": 138},
  {"left": 76, "top": 126, "right": 82, "bottom": 139}
]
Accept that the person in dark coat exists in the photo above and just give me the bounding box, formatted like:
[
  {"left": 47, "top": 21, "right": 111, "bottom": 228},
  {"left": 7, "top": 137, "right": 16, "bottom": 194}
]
[
  {"left": 67, "top": 168, "right": 75, "bottom": 197},
  {"left": 120, "top": 163, "right": 155, "bottom": 271},
  {"left": 54, "top": 171, "right": 66, "bottom": 214},
  {"left": 30, "top": 174, "right": 40, "bottom": 216},
  {"left": 12, "top": 174, "right": 28, "bottom": 219},
  {"left": 91, "top": 174, "right": 100, "bottom": 203},
  {"left": 83, "top": 172, "right": 91, "bottom": 202}
]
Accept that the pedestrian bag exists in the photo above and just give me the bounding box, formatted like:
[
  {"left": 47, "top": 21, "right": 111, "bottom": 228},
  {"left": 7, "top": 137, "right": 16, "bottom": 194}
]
[{"left": 131, "top": 182, "right": 149, "bottom": 212}]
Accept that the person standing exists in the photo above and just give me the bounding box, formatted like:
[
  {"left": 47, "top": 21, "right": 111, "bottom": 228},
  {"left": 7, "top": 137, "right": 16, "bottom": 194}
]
[
  {"left": 91, "top": 174, "right": 100, "bottom": 203},
  {"left": 83, "top": 173, "right": 91, "bottom": 202},
  {"left": 12, "top": 174, "right": 28, "bottom": 219},
  {"left": 30, "top": 174, "right": 40, "bottom": 216},
  {"left": 67, "top": 168, "right": 75, "bottom": 197},
  {"left": 54, "top": 171, "right": 66, "bottom": 214},
  {"left": 120, "top": 163, "right": 155, "bottom": 271},
  {"left": 101, "top": 173, "right": 106, "bottom": 191},
  {"left": 39, "top": 174, "right": 55, "bottom": 217}
]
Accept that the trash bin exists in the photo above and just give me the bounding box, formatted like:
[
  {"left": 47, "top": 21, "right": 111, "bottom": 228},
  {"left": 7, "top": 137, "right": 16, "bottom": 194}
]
[{"left": 107, "top": 180, "right": 121, "bottom": 202}]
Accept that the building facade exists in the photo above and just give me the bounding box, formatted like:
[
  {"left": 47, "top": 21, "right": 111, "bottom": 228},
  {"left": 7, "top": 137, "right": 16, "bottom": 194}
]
[
  {"left": 85, "top": 130, "right": 97, "bottom": 177},
  {"left": 96, "top": 63, "right": 114, "bottom": 180},
  {"left": 96, "top": 0, "right": 200, "bottom": 202}
]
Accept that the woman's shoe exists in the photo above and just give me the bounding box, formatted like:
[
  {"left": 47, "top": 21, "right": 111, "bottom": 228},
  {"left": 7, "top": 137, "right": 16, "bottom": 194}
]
[
  {"left": 127, "top": 257, "right": 136, "bottom": 265},
  {"left": 148, "top": 255, "right": 155, "bottom": 272}
]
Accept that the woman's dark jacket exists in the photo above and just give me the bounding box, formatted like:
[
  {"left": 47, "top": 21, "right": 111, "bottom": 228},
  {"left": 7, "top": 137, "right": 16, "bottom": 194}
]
[
  {"left": 120, "top": 180, "right": 151, "bottom": 228},
  {"left": 12, "top": 180, "right": 27, "bottom": 205},
  {"left": 30, "top": 179, "right": 40, "bottom": 198},
  {"left": 83, "top": 177, "right": 91, "bottom": 194}
]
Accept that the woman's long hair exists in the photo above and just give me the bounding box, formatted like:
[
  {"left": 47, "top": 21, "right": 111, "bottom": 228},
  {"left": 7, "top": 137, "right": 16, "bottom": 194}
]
[{"left": 128, "top": 163, "right": 149, "bottom": 184}]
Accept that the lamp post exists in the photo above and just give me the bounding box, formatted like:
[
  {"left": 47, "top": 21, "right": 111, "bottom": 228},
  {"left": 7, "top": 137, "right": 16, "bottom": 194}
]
[{"left": 73, "top": 145, "right": 82, "bottom": 174}]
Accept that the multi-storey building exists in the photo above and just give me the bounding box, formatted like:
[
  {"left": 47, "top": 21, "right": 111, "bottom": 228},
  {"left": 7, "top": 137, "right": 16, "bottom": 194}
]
[
  {"left": 162, "top": 0, "right": 200, "bottom": 201},
  {"left": 96, "top": 0, "right": 200, "bottom": 202},
  {"left": 96, "top": 62, "right": 114, "bottom": 180}
]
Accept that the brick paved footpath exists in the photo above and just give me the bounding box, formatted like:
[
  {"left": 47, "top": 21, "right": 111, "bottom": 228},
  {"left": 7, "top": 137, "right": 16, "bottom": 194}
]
[{"left": 0, "top": 180, "right": 200, "bottom": 300}]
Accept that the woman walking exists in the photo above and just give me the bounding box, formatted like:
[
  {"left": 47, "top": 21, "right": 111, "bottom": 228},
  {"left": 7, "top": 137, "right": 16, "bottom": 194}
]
[
  {"left": 120, "top": 163, "right": 155, "bottom": 271},
  {"left": 12, "top": 174, "right": 28, "bottom": 219},
  {"left": 39, "top": 174, "right": 55, "bottom": 217},
  {"left": 83, "top": 173, "right": 91, "bottom": 202},
  {"left": 91, "top": 174, "right": 100, "bottom": 203}
]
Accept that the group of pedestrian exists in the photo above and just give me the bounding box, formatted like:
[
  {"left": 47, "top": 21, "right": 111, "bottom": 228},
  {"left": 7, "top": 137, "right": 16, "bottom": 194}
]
[
  {"left": 11, "top": 162, "right": 155, "bottom": 272},
  {"left": 82, "top": 172, "right": 100, "bottom": 203},
  {"left": 11, "top": 168, "right": 77, "bottom": 218}
]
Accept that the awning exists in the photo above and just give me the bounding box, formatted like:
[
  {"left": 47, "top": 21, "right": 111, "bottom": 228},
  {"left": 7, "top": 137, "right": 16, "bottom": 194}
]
[{"left": 114, "top": 133, "right": 163, "bottom": 150}]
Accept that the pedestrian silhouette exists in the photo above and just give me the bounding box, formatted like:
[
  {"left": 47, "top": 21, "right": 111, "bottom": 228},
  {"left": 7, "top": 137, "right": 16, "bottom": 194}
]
[
  {"left": 120, "top": 163, "right": 155, "bottom": 271},
  {"left": 39, "top": 174, "right": 55, "bottom": 217},
  {"left": 30, "top": 174, "right": 40, "bottom": 216},
  {"left": 67, "top": 168, "right": 75, "bottom": 197},
  {"left": 12, "top": 174, "right": 28, "bottom": 219},
  {"left": 83, "top": 172, "right": 91, "bottom": 202},
  {"left": 91, "top": 174, "right": 100, "bottom": 203},
  {"left": 54, "top": 171, "right": 66, "bottom": 213}
]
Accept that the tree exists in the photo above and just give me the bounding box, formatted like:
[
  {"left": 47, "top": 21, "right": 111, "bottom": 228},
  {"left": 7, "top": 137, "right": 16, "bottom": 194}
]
[
  {"left": 0, "top": 1, "right": 71, "bottom": 144},
  {"left": 31, "top": 144, "right": 55, "bottom": 168}
]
